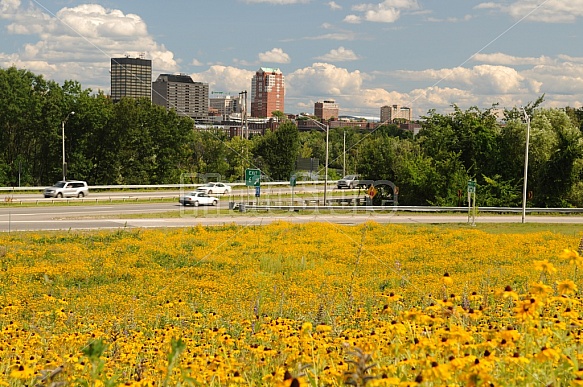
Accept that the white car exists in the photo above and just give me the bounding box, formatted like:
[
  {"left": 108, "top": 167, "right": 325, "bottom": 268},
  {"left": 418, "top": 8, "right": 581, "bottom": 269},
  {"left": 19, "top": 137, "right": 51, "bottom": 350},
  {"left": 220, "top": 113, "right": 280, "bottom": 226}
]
[
  {"left": 44, "top": 180, "right": 89, "bottom": 198},
  {"left": 196, "top": 182, "right": 232, "bottom": 195},
  {"left": 179, "top": 192, "right": 219, "bottom": 207}
]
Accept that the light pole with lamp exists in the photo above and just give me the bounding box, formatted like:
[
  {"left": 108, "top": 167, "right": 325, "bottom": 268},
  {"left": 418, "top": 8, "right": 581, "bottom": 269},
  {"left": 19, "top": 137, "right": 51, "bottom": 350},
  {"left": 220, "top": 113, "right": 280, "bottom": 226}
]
[
  {"left": 521, "top": 107, "right": 530, "bottom": 224},
  {"left": 62, "top": 111, "right": 75, "bottom": 181},
  {"left": 299, "top": 115, "right": 329, "bottom": 205}
]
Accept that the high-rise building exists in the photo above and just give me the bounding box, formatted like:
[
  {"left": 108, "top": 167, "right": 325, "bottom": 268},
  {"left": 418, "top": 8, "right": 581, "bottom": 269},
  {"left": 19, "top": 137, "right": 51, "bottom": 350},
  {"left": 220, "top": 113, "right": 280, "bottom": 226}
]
[
  {"left": 250, "top": 67, "right": 284, "bottom": 118},
  {"left": 152, "top": 74, "right": 209, "bottom": 119},
  {"left": 209, "top": 94, "right": 241, "bottom": 119},
  {"left": 110, "top": 56, "right": 152, "bottom": 102},
  {"left": 314, "top": 100, "right": 339, "bottom": 120},
  {"left": 380, "top": 105, "right": 412, "bottom": 123}
]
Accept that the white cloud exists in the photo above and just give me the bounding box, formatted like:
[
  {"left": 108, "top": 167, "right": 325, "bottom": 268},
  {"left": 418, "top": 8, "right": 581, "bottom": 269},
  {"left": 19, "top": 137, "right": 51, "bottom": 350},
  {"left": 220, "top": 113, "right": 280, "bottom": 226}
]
[
  {"left": 347, "top": 0, "right": 420, "bottom": 23},
  {"left": 190, "top": 65, "right": 255, "bottom": 94},
  {"left": 191, "top": 59, "right": 204, "bottom": 66},
  {"left": 328, "top": 1, "right": 342, "bottom": 10},
  {"left": 476, "top": 0, "right": 583, "bottom": 23},
  {"left": 426, "top": 14, "right": 473, "bottom": 23},
  {"left": 473, "top": 53, "right": 555, "bottom": 66},
  {"left": 0, "top": 0, "right": 21, "bottom": 19},
  {"left": 315, "top": 47, "right": 360, "bottom": 62},
  {"left": 258, "top": 48, "right": 291, "bottom": 64},
  {"left": 343, "top": 14, "right": 361, "bottom": 23},
  {"left": 398, "top": 65, "right": 528, "bottom": 94},
  {"left": 305, "top": 30, "right": 359, "bottom": 40},
  {"left": 0, "top": 3, "right": 178, "bottom": 91}
]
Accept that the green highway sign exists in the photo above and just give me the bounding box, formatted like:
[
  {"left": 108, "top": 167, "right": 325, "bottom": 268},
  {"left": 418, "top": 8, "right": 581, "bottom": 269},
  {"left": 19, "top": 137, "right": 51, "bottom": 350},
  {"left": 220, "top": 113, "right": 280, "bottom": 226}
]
[
  {"left": 467, "top": 180, "right": 476, "bottom": 193},
  {"left": 245, "top": 168, "right": 261, "bottom": 187}
]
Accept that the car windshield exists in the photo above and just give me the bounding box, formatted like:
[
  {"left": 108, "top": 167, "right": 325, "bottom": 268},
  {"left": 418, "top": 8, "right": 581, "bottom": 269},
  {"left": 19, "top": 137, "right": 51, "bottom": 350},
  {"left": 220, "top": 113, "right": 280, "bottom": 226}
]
[
  {"left": 343, "top": 175, "right": 356, "bottom": 179},
  {"left": 202, "top": 183, "right": 216, "bottom": 187},
  {"left": 53, "top": 181, "right": 66, "bottom": 188}
]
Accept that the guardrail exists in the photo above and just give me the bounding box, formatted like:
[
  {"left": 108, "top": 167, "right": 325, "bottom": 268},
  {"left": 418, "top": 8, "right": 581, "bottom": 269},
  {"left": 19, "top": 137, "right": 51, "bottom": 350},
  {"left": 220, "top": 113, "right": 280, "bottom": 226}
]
[{"left": 230, "top": 202, "right": 583, "bottom": 214}]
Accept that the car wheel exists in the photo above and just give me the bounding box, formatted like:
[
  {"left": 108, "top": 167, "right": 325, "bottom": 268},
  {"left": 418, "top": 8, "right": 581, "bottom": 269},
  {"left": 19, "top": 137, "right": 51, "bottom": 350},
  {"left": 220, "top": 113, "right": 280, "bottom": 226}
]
[
  {"left": 212, "top": 200, "right": 218, "bottom": 206},
  {"left": 208, "top": 190, "right": 213, "bottom": 194},
  {"left": 193, "top": 201, "right": 199, "bottom": 207},
  {"left": 56, "top": 193, "right": 63, "bottom": 198},
  {"left": 349, "top": 183, "right": 354, "bottom": 189},
  {"left": 77, "top": 192, "right": 85, "bottom": 198}
]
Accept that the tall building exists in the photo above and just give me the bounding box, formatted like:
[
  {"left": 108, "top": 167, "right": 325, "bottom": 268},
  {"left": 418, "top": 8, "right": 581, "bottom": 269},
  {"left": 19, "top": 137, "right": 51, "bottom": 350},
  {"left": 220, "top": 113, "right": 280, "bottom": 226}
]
[
  {"left": 380, "top": 105, "right": 412, "bottom": 123},
  {"left": 209, "top": 94, "right": 241, "bottom": 119},
  {"left": 314, "top": 100, "right": 339, "bottom": 120},
  {"left": 152, "top": 74, "right": 209, "bottom": 119},
  {"left": 250, "top": 67, "right": 284, "bottom": 118},
  {"left": 110, "top": 56, "right": 152, "bottom": 102}
]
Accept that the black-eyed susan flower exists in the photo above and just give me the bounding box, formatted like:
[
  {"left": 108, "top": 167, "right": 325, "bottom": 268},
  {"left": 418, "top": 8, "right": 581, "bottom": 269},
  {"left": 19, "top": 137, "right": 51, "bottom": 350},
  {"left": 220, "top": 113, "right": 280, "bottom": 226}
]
[
  {"left": 557, "top": 279, "right": 578, "bottom": 295},
  {"left": 559, "top": 249, "right": 583, "bottom": 266},
  {"left": 533, "top": 259, "right": 558, "bottom": 275},
  {"left": 441, "top": 273, "right": 453, "bottom": 286}
]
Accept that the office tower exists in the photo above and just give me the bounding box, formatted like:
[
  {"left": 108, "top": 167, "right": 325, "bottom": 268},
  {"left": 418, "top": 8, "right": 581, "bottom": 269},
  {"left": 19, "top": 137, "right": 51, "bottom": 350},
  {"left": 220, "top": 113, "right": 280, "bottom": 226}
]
[
  {"left": 110, "top": 56, "right": 152, "bottom": 102},
  {"left": 250, "top": 67, "right": 284, "bottom": 118},
  {"left": 209, "top": 93, "right": 241, "bottom": 119},
  {"left": 152, "top": 74, "right": 209, "bottom": 119},
  {"left": 380, "top": 104, "right": 412, "bottom": 123},
  {"left": 314, "top": 100, "right": 339, "bottom": 120}
]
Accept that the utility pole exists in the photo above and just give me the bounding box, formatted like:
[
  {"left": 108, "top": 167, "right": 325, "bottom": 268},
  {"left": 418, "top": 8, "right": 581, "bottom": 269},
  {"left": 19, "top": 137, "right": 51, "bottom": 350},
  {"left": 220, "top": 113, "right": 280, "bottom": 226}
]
[
  {"left": 521, "top": 107, "right": 531, "bottom": 224},
  {"left": 62, "top": 111, "right": 75, "bottom": 181}
]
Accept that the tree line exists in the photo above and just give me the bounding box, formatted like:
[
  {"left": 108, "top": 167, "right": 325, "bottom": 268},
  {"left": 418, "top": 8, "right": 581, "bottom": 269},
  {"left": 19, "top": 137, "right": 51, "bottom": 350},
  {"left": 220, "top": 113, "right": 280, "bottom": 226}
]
[{"left": 2, "top": 66, "right": 583, "bottom": 207}]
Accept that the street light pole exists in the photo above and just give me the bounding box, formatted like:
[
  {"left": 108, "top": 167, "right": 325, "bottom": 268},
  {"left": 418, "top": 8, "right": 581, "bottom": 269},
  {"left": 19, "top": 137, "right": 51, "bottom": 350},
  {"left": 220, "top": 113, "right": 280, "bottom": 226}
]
[
  {"left": 324, "top": 121, "right": 329, "bottom": 205},
  {"left": 521, "top": 108, "right": 530, "bottom": 224},
  {"left": 62, "top": 111, "right": 74, "bottom": 181},
  {"left": 343, "top": 130, "right": 346, "bottom": 177}
]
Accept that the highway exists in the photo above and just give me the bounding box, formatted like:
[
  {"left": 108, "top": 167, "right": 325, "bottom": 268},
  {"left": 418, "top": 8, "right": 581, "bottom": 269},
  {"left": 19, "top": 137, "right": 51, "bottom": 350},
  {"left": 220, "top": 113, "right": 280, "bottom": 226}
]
[{"left": 2, "top": 200, "right": 583, "bottom": 232}]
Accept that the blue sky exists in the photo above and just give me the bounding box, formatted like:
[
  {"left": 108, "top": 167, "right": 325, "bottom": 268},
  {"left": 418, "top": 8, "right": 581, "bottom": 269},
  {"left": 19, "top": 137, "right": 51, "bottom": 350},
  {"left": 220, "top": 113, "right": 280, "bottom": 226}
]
[{"left": 1, "top": 0, "right": 582, "bottom": 119}]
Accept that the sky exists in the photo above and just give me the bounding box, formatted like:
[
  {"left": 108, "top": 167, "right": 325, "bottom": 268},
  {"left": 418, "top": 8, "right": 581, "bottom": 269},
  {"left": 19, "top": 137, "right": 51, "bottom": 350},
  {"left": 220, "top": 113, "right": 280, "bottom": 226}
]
[{"left": 1, "top": 0, "right": 582, "bottom": 120}]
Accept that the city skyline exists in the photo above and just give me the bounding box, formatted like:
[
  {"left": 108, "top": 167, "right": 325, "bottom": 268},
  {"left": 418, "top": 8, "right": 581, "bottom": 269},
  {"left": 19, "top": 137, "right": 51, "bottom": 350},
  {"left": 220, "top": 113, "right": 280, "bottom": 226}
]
[{"left": 1, "top": 1, "right": 582, "bottom": 119}]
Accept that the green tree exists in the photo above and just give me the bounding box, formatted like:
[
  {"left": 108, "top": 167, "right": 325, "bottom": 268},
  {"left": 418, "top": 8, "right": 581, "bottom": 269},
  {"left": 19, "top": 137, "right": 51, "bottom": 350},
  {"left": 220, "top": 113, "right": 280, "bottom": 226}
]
[
  {"left": 189, "top": 129, "right": 230, "bottom": 179},
  {"left": 532, "top": 109, "right": 583, "bottom": 207},
  {"left": 225, "top": 136, "right": 253, "bottom": 182},
  {"left": 253, "top": 121, "right": 300, "bottom": 180}
]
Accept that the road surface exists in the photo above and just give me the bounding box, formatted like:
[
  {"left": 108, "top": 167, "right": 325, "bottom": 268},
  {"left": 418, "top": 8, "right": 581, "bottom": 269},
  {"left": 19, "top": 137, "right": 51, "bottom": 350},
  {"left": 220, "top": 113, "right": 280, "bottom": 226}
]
[{"left": 1, "top": 202, "right": 583, "bottom": 231}]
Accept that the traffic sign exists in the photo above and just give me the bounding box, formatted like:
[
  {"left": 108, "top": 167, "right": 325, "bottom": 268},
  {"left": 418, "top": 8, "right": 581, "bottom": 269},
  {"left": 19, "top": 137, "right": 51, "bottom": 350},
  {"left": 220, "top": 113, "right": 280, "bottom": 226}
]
[
  {"left": 290, "top": 175, "right": 297, "bottom": 187},
  {"left": 245, "top": 169, "right": 261, "bottom": 187},
  {"left": 467, "top": 180, "right": 476, "bottom": 193},
  {"left": 255, "top": 186, "right": 261, "bottom": 197}
]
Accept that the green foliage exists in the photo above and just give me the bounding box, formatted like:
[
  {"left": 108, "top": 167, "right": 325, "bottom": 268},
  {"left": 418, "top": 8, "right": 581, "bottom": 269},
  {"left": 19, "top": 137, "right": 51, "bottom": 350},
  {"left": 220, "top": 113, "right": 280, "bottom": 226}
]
[
  {"left": 253, "top": 121, "right": 300, "bottom": 180},
  {"left": 477, "top": 174, "right": 522, "bottom": 207}
]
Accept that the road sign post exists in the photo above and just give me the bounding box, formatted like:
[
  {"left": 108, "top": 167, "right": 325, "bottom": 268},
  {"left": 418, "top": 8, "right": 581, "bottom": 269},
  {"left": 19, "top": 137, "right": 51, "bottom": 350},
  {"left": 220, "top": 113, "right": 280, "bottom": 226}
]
[
  {"left": 467, "top": 180, "right": 476, "bottom": 226},
  {"left": 290, "top": 175, "right": 297, "bottom": 208}
]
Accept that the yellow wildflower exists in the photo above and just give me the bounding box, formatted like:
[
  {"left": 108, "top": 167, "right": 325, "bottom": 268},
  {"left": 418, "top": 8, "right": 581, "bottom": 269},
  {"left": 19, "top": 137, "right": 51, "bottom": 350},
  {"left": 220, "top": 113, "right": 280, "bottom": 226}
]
[
  {"left": 441, "top": 273, "right": 453, "bottom": 286},
  {"left": 559, "top": 249, "right": 583, "bottom": 266},
  {"left": 533, "top": 259, "right": 557, "bottom": 274},
  {"left": 557, "top": 280, "right": 578, "bottom": 295},
  {"left": 10, "top": 364, "right": 34, "bottom": 379},
  {"left": 530, "top": 282, "right": 553, "bottom": 298},
  {"left": 534, "top": 346, "right": 561, "bottom": 363}
]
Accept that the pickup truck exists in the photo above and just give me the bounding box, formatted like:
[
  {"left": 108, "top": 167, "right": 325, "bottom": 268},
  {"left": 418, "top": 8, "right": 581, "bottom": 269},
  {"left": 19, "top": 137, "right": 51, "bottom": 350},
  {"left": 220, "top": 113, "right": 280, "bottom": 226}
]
[{"left": 337, "top": 175, "right": 362, "bottom": 189}]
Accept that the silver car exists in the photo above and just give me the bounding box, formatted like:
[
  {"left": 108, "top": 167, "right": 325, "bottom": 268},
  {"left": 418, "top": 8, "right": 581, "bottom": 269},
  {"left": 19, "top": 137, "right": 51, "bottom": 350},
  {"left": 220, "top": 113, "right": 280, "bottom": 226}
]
[
  {"left": 179, "top": 191, "right": 219, "bottom": 206},
  {"left": 44, "top": 180, "right": 89, "bottom": 198}
]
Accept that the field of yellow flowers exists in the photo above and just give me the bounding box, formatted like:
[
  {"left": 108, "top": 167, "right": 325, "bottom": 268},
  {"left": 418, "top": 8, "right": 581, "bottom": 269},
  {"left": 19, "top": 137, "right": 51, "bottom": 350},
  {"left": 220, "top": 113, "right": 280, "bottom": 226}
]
[{"left": 1, "top": 221, "right": 583, "bottom": 386}]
